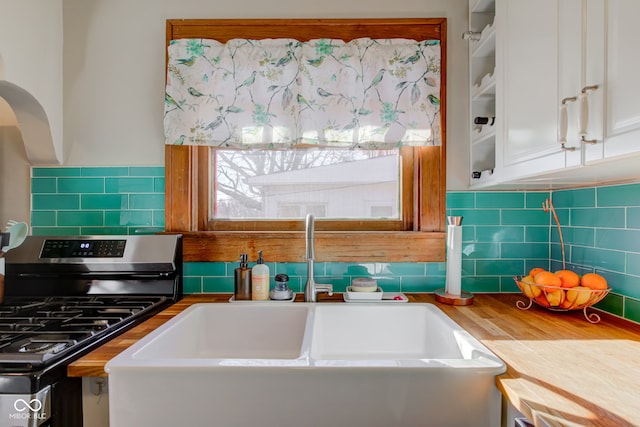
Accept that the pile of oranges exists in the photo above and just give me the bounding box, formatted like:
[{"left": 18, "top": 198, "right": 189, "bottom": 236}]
[{"left": 516, "top": 268, "right": 609, "bottom": 310}]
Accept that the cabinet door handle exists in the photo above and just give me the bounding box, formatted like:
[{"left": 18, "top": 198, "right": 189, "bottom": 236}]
[
  {"left": 559, "top": 96, "right": 577, "bottom": 151},
  {"left": 579, "top": 85, "right": 599, "bottom": 144}
]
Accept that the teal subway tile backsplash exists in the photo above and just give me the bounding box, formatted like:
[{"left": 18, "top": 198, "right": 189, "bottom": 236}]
[
  {"left": 31, "top": 166, "right": 164, "bottom": 235},
  {"left": 29, "top": 168, "right": 640, "bottom": 323}
]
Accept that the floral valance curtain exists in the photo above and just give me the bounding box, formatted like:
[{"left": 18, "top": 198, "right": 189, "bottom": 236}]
[{"left": 164, "top": 37, "right": 441, "bottom": 149}]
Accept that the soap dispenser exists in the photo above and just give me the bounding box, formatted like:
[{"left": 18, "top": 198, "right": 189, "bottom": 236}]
[
  {"left": 251, "top": 250, "right": 270, "bottom": 301},
  {"left": 234, "top": 253, "right": 252, "bottom": 300}
]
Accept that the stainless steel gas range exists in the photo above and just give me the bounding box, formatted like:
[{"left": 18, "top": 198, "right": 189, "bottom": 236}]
[{"left": 0, "top": 234, "right": 183, "bottom": 427}]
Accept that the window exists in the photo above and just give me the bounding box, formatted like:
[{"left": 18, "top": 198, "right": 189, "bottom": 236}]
[{"left": 164, "top": 19, "right": 447, "bottom": 262}]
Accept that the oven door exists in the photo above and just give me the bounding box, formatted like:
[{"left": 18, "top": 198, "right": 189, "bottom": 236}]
[{"left": 0, "top": 378, "right": 82, "bottom": 427}]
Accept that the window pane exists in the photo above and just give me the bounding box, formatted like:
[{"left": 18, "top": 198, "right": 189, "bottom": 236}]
[{"left": 211, "top": 149, "right": 400, "bottom": 219}]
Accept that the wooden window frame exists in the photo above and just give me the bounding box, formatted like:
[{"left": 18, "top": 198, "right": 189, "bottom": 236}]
[{"left": 164, "top": 18, "right": 447, "bottom": 263}]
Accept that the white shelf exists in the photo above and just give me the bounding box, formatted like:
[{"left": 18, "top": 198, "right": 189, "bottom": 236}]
[
  {"left": 471, "top": 125, "right": 496, "bottom": 145},
  {"left": 472, "top": 70, "right": 496, "bottom": 100},
  {"left": 471, "top": 22, "right": 496, "bottom": 58}
]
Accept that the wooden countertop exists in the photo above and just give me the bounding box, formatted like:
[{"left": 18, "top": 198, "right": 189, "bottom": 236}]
[{"left": 68, "top": 293, "right": 640, "bottom": 427}]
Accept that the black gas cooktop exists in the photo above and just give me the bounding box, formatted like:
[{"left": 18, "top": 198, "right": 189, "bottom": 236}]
[{"left": 0, "top": 296, "right": 168, "bottom": 366}]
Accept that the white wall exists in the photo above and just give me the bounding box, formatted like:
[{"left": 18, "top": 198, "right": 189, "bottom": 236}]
[{"left": 1, "top": 0, "right": 470, "bottom": 224}]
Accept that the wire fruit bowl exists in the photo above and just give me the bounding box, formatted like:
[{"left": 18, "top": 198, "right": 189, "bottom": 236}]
[{"left": 514, "top": 276, "right": 610, "bottom": 323}]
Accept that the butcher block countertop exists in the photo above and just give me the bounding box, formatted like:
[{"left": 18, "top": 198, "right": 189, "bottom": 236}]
[{"left": 68, "top": 293, "right": 640, "bottom": 427}]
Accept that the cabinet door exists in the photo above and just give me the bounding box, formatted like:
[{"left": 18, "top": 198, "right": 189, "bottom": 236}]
[
  {"left": 584, "top": 0, "right": 640, "bottom": 163},
  {"left": 497, "top": 0, "right": 582, "bottom": 180}
]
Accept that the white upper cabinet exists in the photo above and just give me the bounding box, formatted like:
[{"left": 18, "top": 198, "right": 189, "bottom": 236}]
[
  {"left": 583, "top": 0, "right": 640, "bottom": 164},
  {"left": 468, "top": 0, "right": 640, "bottom": 188}
]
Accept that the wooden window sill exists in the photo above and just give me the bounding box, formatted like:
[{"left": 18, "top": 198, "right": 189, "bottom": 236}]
[{"left": 167, "top": 231, "right": 446, "bottom": 263}]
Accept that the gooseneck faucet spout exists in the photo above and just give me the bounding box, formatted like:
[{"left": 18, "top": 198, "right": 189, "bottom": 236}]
[{"left": 304, "top": 214, "right": 333, "bottom": 302}]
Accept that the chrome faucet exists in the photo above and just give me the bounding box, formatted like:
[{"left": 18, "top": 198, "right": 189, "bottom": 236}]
[{"left": 304, "top": 214, "right": 333, "bottom": 302}]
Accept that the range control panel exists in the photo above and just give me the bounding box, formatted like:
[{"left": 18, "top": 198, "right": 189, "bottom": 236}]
[{"left": 40, "top": 239, "right": 127, "bottom": 258}]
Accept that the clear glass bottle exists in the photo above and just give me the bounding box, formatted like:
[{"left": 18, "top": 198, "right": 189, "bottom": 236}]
[{"left": 251, "top": 250, "right": 270, "bottom": 300}]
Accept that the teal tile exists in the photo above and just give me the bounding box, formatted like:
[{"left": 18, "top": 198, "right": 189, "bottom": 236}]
[
  {"left": 502, "top": 243, "right": 549, "bottom": 259},
  {"left": 184, "top": 262, "right": 227, "bottom": 276},
  {"left": 80, "top": 227, "right": 128, "bottom": 235},
  {"left": 58, "top": 211, "right": 104, "bottom": 227},
  {"left": 58, "top": 177, "right": 104, "bottom": 193},
  {"left": 552, "top": 227, "right": 593, "bottom": 247},
  {"left": 203, "top": 277, "right": 234, "bottom": 293},
  {"left": 400, "top": 275, "right": 443, "bottom": 293},
  {"left": 461, "top": 260, "right": 475, "bottom": 276},
  {"left": 104, "top": 211, "right": 152, "bottom": 227},
  {"left": 81, "top": 194, "right": 128, "bottom": 210},
  {"left": 550, "top": 243, "right": 566, "bottom": 265},
  {"left": 476, "top": 192, "right": 524, "bottom": 208},
  {"left": 525, "top": 192, "right": 550, "bottom": 208},
  {"left": 552, "top": 188, "right": 595, "bottom": 208},
  {"left": 448, "top": 209, "right": 500, "bottom": 225},
  {"left": 375, "top": 277, "right": 401, "bottom": 292},
  {"left": 32, "top": 194, "right": 80, "bottom": 210},
  {"left": 378, "top": 262, "right": 425, "bottom": 275},
  {"left": 500, "top": 276, "right": 520, "bottom": 292},
  {"left": 596, "top": 228, "right": 640, "bottom": 253},
  {"left": 154, "top": 177, "right": 165, "bottom": 193},
  {"left": 595, "top": 271, "right": 640, "bottom": 299},
  {"left": 571, "top": 246, "right": 626, "bottom": 274},
  {"left": 426, "top": 262, "right": 446, "bottom": 276},
  {"left": 462, "top": 226, "right": 475, "bottom": 242},
  {"left": 627, "top": 207, "right": 640, "bottom": 229},
  {"left": 31, "top": 211, "right": 56, "bottom": 227},
  {"left": 628, "top": 253, "right": 640, "bottom": 276},
  {"left": 461, "top": 242, "right": 500, "bottom": 259},
  {"left": 130, "top": 194, "right": 164, "bottom": 209},
  {"left": 502, "top": 209, "right": 550, "bottom": 226},
  {"left": 324, "top": 276, "right": 349, "bottom": 292},
  {"left": 32, "top": 167, "right": 81, "bottom": 177},
  {"left": 594, "top": 293, "right": 624, "bottom": 317},
  {"left": 325, "top": 263, "right": 374, "bottom": 276},
  {"left": 183, "top": 277, "right": 203, "bottom": 294},
  {"left": 31, "top": 178, "right": 57, "bottom": 193},
  {"left": 31, "top": 227, "right": 81, "bottom": 236},
  {"left": 81, "top": 166, "right": 130, "bottom": 177},
  {"left": 130, "top": 166, "right": 165, "bottom": 177},
  {"left": 525, "top": 226, "right": 549, "bottom": 243},
  {"left": 553, "top": 208, "right": 570, "bottom": 227},
  {"left": 105, "top": 177, "right": 155, "bottom": 193},
  {"left": 476, "top": 226, "right": 524, "bottom": 243},
  {"left": 462, "top": 276, "right": 500, "bottom": 293},
  {"left": 597, "top": 183, "right": 640, "bottom": 207},
  {"left": 446, "top": 192, "right": 475, "bottom": 209},
  {"left": 624, "top": 297, "right": 640, "bottom": 323},
  {"left": 153, "top": 211, "right": 165, "bottom": 227},
  {"left": 476, "top": 259, "right": 525, "bottom": 276},
  {"left": 273, "top": 262, "right": 307, "bottom": 277},
  {"left": 571, "top": 208, "right": 625, "bottom": 228}
]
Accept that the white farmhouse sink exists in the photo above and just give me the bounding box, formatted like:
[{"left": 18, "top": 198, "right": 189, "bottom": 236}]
[{"left": 107, "top": 303, "right": 505, "bottom": 427}]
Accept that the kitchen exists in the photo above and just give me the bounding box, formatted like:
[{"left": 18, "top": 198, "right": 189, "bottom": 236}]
[{"left": 1, "top": 0, "right": 640, "bottom": 426}]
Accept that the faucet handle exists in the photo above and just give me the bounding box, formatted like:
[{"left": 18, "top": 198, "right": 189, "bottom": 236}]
[{"left": 315, "top": 283, "right": 333, "bottom": 296}]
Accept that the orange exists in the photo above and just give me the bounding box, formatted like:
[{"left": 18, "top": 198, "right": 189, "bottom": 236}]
[
  {"left": 581, "top": 273, "right": 608, "bottom": 290},
  {"left": 555, "top": 270, "right": 580, "bottom": 288},
  {"left": 533, "top": 271, "right": 561, "bottom": 288},
  {"left": 535, "top": 294, "right": 551, "bottom": 308},
  {"left": 529, "top": 267, "right": 546, "bottom": 278}
]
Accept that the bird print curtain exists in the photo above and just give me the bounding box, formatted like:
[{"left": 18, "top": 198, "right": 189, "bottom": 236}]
[{"left": 164, "top": 38, "right": 441, "bottom": 148}]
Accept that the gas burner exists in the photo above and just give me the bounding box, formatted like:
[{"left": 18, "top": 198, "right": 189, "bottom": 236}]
[{"left": 5, "top": 334, "right": 77, "bottom": 355}]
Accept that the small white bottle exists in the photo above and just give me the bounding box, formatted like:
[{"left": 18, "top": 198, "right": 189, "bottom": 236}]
[{"left": 251, "top": 250, "right": 270, "bottom": 301}]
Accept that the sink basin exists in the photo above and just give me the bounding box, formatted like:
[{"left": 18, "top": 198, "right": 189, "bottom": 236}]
[
  {"left": 130, "top": 303, "right": 310, "bottom": 361},
  {"left": 311, "top": 304, "right": 467, "bottom": 361},
  {"left": 107, "top": 302, "right": 505, "bottom": 427}
]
